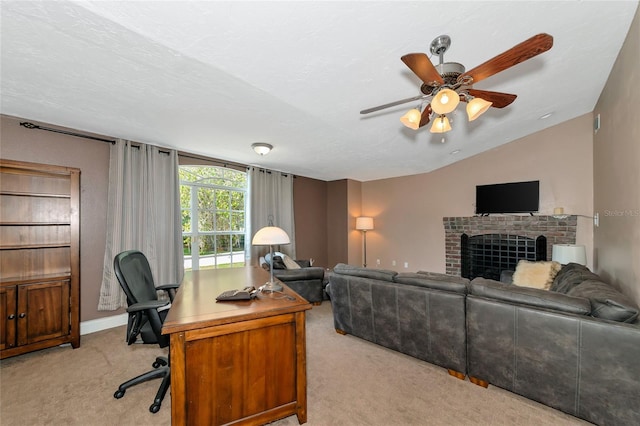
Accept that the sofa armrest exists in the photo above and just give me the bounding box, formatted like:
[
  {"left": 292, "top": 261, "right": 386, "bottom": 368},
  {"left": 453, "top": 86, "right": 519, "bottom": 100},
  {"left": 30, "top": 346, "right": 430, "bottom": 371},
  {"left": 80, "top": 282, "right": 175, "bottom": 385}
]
[
  {"left": 470, "top": 277, "right": 591, "bottom": 315},
  {"left": 273, "top": 266, "right": 324, "bottom": 281}
]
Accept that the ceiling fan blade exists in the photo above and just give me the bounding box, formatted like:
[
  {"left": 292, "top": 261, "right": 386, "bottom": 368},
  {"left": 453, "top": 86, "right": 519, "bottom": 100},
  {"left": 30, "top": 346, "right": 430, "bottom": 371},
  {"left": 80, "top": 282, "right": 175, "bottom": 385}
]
[
  {"left": 401, "top": 53, "right": 444, "bottom": 86},
  {"left": 360, "top": 94, "right": 428, "bottom": 114},
  {"left": 419, "top": 104, "right": 432, "bottom": 127},
  {"left": 458, "top": 33, "right": 553, "bottom": 85},
  {"left": 466, "top": 89, "right": 517, "bottom": 108}
]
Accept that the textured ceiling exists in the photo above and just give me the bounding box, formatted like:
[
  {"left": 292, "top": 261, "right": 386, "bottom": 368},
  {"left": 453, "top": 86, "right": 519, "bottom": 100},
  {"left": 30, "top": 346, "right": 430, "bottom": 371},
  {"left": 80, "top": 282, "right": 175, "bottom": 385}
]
[{"left": 1, "top": 1, "right": 638, "bottom": 181}]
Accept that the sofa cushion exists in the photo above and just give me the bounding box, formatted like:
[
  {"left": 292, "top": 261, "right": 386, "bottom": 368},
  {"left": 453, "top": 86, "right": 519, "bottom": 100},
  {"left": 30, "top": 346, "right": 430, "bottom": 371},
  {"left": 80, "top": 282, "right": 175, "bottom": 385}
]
[
  {"left": 512, "top": 260, "right": 561, "bottom": 290},
  {"left": 550, "top": 262, "right": 600, "bottom": 294},
  {"left": 416, "top": 271, "right": 469, "bottom": 285},
  {"left": 567, "top": 279, "right": 640, "bottom": 323},
  {"left": 395, "top": 272, "right": 468, "bottom": 294},
  {"left": 470, "top": 277, "right": 591, "bottom": 315},
  {"left": 333, "top": 263, "right": 397, "bottom": 282}
]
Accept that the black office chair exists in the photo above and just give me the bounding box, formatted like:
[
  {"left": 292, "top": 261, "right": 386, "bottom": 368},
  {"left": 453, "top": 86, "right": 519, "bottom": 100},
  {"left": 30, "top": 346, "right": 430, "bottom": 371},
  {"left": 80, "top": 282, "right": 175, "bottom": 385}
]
[{"left": 112, "top": 250, "right": 180, "bottom": 413}]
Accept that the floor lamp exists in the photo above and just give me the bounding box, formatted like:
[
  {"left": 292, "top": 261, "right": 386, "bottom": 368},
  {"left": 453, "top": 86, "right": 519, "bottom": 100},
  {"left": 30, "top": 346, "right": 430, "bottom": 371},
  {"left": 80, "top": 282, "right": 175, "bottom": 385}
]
[
  {"left": 252, "top": 226, "right": 291, "bottom": 291},
  {"left": 356, "top": 217, "right": 374, "bottom": 267}
]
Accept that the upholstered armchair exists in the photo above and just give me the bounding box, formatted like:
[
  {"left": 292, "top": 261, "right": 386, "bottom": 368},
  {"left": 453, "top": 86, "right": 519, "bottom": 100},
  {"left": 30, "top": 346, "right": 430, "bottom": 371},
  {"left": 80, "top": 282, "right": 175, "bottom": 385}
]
[{"left": 261, "top": 254, "right": 325, "bottom": 304}]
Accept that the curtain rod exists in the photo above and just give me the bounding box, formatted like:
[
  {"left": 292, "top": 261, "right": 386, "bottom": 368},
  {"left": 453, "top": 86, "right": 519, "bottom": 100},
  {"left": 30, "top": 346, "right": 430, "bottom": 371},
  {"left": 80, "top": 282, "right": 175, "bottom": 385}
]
[{"left": 20, "top": 122, "right": 115, "bottom": 144}]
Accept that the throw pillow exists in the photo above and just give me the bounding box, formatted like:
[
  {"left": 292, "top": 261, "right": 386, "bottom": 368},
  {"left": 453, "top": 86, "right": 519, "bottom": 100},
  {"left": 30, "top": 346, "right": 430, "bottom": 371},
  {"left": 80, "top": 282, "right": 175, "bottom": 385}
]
[
  {"left": 512, "top": 260, "right": 562, "bottom": 290},
  {"left": 282, "top": 255, "right": 301, "bottom": 269}
]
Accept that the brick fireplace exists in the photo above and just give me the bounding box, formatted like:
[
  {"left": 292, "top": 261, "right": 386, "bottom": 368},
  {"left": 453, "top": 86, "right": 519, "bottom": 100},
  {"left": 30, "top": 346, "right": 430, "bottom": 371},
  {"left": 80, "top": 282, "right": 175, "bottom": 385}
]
[{"left": 443, "top": 215, "right": 577, "bottom": 278}]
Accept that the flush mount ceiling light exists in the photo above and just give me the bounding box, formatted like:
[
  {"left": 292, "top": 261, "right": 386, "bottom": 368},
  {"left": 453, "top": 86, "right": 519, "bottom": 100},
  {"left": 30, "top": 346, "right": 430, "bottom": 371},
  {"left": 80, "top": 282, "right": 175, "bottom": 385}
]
[
  {"left": 251, "top": 142, "right": 273, "bottom": 155},
  {"left": 360, "top": 33, "right": 553, "bottom": 134}
]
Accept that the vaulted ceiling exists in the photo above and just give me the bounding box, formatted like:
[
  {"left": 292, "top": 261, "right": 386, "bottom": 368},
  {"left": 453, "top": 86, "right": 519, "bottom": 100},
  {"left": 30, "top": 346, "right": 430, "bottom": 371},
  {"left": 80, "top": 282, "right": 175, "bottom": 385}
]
[{"left": 1, "top": 1, "right": 638, "bottom": 181}]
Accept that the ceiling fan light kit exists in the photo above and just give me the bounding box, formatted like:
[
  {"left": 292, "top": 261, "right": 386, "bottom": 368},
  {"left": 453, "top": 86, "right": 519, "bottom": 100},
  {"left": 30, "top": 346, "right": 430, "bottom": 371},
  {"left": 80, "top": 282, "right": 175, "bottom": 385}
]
[
  {"left": 466, "top": 97, "right": 493, "bottom": 121},
  {"left": 364, "top": 33, "right": 554, "bottom": 134},
  {"left": 430, "top": 116, "right": 452, "bottom": 133},
  {"left": 400, "top": 108, "right": 422, "bottom": 130},
  {"left": 431, "top": 88, "right": 460, "bottom": 115}
]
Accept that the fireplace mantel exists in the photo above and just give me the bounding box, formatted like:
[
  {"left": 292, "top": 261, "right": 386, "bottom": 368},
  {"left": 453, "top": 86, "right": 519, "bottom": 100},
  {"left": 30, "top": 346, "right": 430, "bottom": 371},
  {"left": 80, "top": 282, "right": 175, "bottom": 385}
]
[{"left": 443, "top": 215, "right": 577, "bottom": 277}]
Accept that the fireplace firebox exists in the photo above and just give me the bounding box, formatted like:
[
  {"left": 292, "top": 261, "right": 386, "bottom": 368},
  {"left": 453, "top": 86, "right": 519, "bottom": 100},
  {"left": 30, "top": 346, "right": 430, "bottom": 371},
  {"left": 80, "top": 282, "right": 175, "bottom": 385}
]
[{"left": 461, "top": 233, "right": 546, "bottom": 280}]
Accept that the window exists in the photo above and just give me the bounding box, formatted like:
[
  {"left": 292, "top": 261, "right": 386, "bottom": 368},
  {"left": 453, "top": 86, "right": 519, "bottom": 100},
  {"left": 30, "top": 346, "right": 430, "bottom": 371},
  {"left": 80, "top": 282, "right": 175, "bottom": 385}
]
[{"left": 179, "top": 166, "right": 247, "bottom": 271}]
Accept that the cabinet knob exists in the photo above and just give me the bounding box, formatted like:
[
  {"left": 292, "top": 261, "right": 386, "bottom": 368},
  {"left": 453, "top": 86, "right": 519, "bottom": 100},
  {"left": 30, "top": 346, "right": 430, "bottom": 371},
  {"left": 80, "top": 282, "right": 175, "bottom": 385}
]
[
  {"left": 8, "top": 314, "right": 15, "bottom": 320},
  {"left": 18, "top": 313, "right": 26, "bottom": 318}
]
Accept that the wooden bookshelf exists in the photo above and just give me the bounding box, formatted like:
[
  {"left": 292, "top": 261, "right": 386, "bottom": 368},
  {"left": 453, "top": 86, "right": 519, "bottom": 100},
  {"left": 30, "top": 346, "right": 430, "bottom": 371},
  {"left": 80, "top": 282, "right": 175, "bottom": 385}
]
[{"left": 0, "top": 159, "right": 80, "bottom": 359}]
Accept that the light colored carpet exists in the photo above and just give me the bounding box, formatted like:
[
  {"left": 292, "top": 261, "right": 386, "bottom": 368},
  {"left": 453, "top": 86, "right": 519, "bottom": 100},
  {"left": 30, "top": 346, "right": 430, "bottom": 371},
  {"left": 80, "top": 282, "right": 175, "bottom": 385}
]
[{"left": 0, "top": 302, "right": 588, "bottom": 425}]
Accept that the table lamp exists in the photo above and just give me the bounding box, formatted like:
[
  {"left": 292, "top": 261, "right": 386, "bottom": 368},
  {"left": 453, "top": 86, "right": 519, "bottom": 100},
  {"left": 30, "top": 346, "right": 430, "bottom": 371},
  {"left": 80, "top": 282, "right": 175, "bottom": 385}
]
[
  {"left": 552, "top": 244, "right": 587, "bottom": 265},
  {"left": 252, "top": 226, "right": 291, "bottom": 291}
]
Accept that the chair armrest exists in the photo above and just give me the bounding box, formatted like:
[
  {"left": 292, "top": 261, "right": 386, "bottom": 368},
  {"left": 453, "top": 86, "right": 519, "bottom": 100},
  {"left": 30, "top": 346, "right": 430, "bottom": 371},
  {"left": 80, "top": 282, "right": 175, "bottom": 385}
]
[
  {"left": 126, "top": 299, "right": 170, "bottom": 313},
  {"left": 157, "top": 283, "right": 180, "bottom": 301}
]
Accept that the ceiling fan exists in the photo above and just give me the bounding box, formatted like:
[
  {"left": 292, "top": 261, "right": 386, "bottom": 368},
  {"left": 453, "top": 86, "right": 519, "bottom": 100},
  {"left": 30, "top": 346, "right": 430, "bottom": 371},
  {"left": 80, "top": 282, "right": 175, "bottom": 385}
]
[{"left": 360, "top": 33, "right": 553, "bottom": 133}]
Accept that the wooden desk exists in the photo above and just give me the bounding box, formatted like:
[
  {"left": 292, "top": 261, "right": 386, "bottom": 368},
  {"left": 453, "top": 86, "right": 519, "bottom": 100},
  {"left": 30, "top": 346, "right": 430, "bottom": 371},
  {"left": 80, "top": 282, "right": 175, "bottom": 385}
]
[{"left": 162, "top": 267, "right": 311, "bottom": 426}]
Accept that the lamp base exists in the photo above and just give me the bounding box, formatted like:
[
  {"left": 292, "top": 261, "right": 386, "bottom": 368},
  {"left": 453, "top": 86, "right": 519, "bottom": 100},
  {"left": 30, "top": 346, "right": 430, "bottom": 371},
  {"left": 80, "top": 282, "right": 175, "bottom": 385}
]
[{"left": 261, "top": 281, "right": 283, "bottom": 292}]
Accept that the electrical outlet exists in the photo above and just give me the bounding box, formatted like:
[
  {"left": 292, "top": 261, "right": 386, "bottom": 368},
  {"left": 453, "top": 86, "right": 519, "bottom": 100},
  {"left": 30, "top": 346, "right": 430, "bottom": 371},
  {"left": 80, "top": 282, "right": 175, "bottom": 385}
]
[
  {"left": 392, "top": 260, "right": 396, "bottom": 266},
  {"left": 404, "top": 262, "right": 409, "bottom": 269},
  {"left": 376, "top": 259, "right": 380, "bottom": 266}
]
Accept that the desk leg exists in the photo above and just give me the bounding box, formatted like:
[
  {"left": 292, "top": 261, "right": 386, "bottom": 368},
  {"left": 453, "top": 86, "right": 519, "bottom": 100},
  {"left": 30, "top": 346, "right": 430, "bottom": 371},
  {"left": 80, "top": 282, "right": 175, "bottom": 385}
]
[
  {"left": 170, "top": 332, "right": 187, "bottom": 426},
  {"left": 295, "top": 311, "right": 307, "bottom": 424}
]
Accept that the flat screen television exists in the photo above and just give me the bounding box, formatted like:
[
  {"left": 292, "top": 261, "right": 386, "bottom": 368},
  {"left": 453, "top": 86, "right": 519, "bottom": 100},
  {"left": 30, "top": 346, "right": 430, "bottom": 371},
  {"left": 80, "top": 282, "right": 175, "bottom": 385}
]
[{"left": 475, "top": 180, "right": 539, "bottom": 215}]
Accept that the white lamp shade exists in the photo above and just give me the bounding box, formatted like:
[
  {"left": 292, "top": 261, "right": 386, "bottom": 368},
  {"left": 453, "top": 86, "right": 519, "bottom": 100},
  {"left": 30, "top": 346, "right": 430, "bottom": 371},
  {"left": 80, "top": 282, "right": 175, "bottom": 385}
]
[
  {"left": 552, "top": 244, "right": 587, "bottom": 265},
  {"left": 431, "top": 88, "right": 460, "bottom": 115},
  {"left": 466, "top": 97, "right": 492, "bottom": 121},
  {"left": 355, "top": 216, "right": 374, "bottom": 231},
  {"left": 400, "top": 109, "right": 421, "bottom": 130},
  {"left": 430, "top": 115, "right": 452, "bottom": 133},
  {"left": 252, "top": 226, "right": 290, "bottom": 245}
]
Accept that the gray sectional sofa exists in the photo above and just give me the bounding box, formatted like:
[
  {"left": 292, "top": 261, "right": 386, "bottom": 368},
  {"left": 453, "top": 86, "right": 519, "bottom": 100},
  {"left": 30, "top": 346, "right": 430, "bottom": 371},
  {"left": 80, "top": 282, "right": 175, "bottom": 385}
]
[
  {"left": 327, "top": 262, "right": 640, "bottom": 426},
  {"left": 327, "top": 263, "right": 469, "bottom": 378}
]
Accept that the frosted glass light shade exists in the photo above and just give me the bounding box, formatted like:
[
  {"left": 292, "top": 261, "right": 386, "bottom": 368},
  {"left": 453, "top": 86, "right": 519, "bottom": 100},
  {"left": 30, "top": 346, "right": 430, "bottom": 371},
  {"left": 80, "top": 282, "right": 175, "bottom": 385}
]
[
  {"left": 552, "top": 244, "right": 587, "bottom": 265},
  {"left": 431, "top": 88, "right": 460, "bottom": 115},
  {"left": 355, "top": 216, "right": 374, "bottom": 231},
  {"left": 252, "top": 226, "right": 290, "bottom": 245},
  {"left": 252, "top": 142, "right": 273, "bottom": 155},
  {"left": 400, "top": 108, "right": 421, "bottom": 130},
  {"left": 430, "top": 115, "right": 452, "bottom": 133},
  {"left": 466, "top": 97, "right": 493, "bottom": 121}
]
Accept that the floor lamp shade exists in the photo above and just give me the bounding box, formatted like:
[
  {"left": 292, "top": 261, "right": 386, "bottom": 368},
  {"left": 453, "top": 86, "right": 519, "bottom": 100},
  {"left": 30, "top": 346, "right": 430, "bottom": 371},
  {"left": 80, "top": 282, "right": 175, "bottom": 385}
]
[
  {"left": 356, "top": 217, "right": 374, "bottom": 231},
  {"left": 252, "top": 226, "right": 291, "bottom": 291},
  {"left": 552, "top": 244, "right": 587, "bottom": 265}
]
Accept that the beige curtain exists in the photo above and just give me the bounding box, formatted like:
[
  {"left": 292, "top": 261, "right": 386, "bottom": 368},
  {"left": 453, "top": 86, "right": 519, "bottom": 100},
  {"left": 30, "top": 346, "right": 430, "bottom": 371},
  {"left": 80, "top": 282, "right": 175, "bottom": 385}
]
[
  {"left": 247, "top": 167, "right": 295, "bottom": 264},
  {"left": 98, "top": 139, "right": 184, "bottom": 310}
]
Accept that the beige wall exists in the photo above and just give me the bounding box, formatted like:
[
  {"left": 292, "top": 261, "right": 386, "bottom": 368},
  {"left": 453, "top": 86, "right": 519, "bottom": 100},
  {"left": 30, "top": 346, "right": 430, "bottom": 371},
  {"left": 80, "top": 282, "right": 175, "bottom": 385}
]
[
  {"left": 0, "top": 115, "right": 116, "bottom": 321},
  {"left": 593, "top": 6, "right": 640, "bottom": 305},
  {"left": 361, "top": 114, "right": 594, "bottom": 273}
]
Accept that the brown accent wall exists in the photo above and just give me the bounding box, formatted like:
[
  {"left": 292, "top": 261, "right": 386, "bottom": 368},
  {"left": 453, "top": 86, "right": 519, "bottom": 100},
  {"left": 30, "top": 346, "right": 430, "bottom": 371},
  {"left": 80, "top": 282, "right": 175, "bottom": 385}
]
[
  {"left": 326, "top": 179, "right": 349, "bottom": 268},
  {"left": 347, "top": 179, "right": 363, "bottom": 266},
  {"left": 0, "top": 115, "right": 115, "bottom": 321},
  {"left": 593, "top": 6, "right": 640, "bottom": 305},
  {"left": 293, "top": 176, "right": 328, "bottom": 267},
  {"left": 362, "top": 114, "right": 594, "bottom": 273}
]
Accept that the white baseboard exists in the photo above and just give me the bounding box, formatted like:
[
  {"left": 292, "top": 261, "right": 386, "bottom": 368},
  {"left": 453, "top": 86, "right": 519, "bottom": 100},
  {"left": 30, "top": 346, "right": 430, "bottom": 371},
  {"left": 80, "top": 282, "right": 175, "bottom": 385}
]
[{"left": 80, "top": 313, "right": 128, "bottom": 335}]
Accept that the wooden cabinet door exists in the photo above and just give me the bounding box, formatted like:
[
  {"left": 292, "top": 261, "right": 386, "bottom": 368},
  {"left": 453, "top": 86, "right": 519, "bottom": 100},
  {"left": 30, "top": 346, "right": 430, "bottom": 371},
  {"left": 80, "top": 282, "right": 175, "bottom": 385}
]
[
  {"left": 16, "top": 281, "right": 70, "bottom": 346},
  {"left": 0, "top": 286, "right": 17, "bottom": 351}
]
